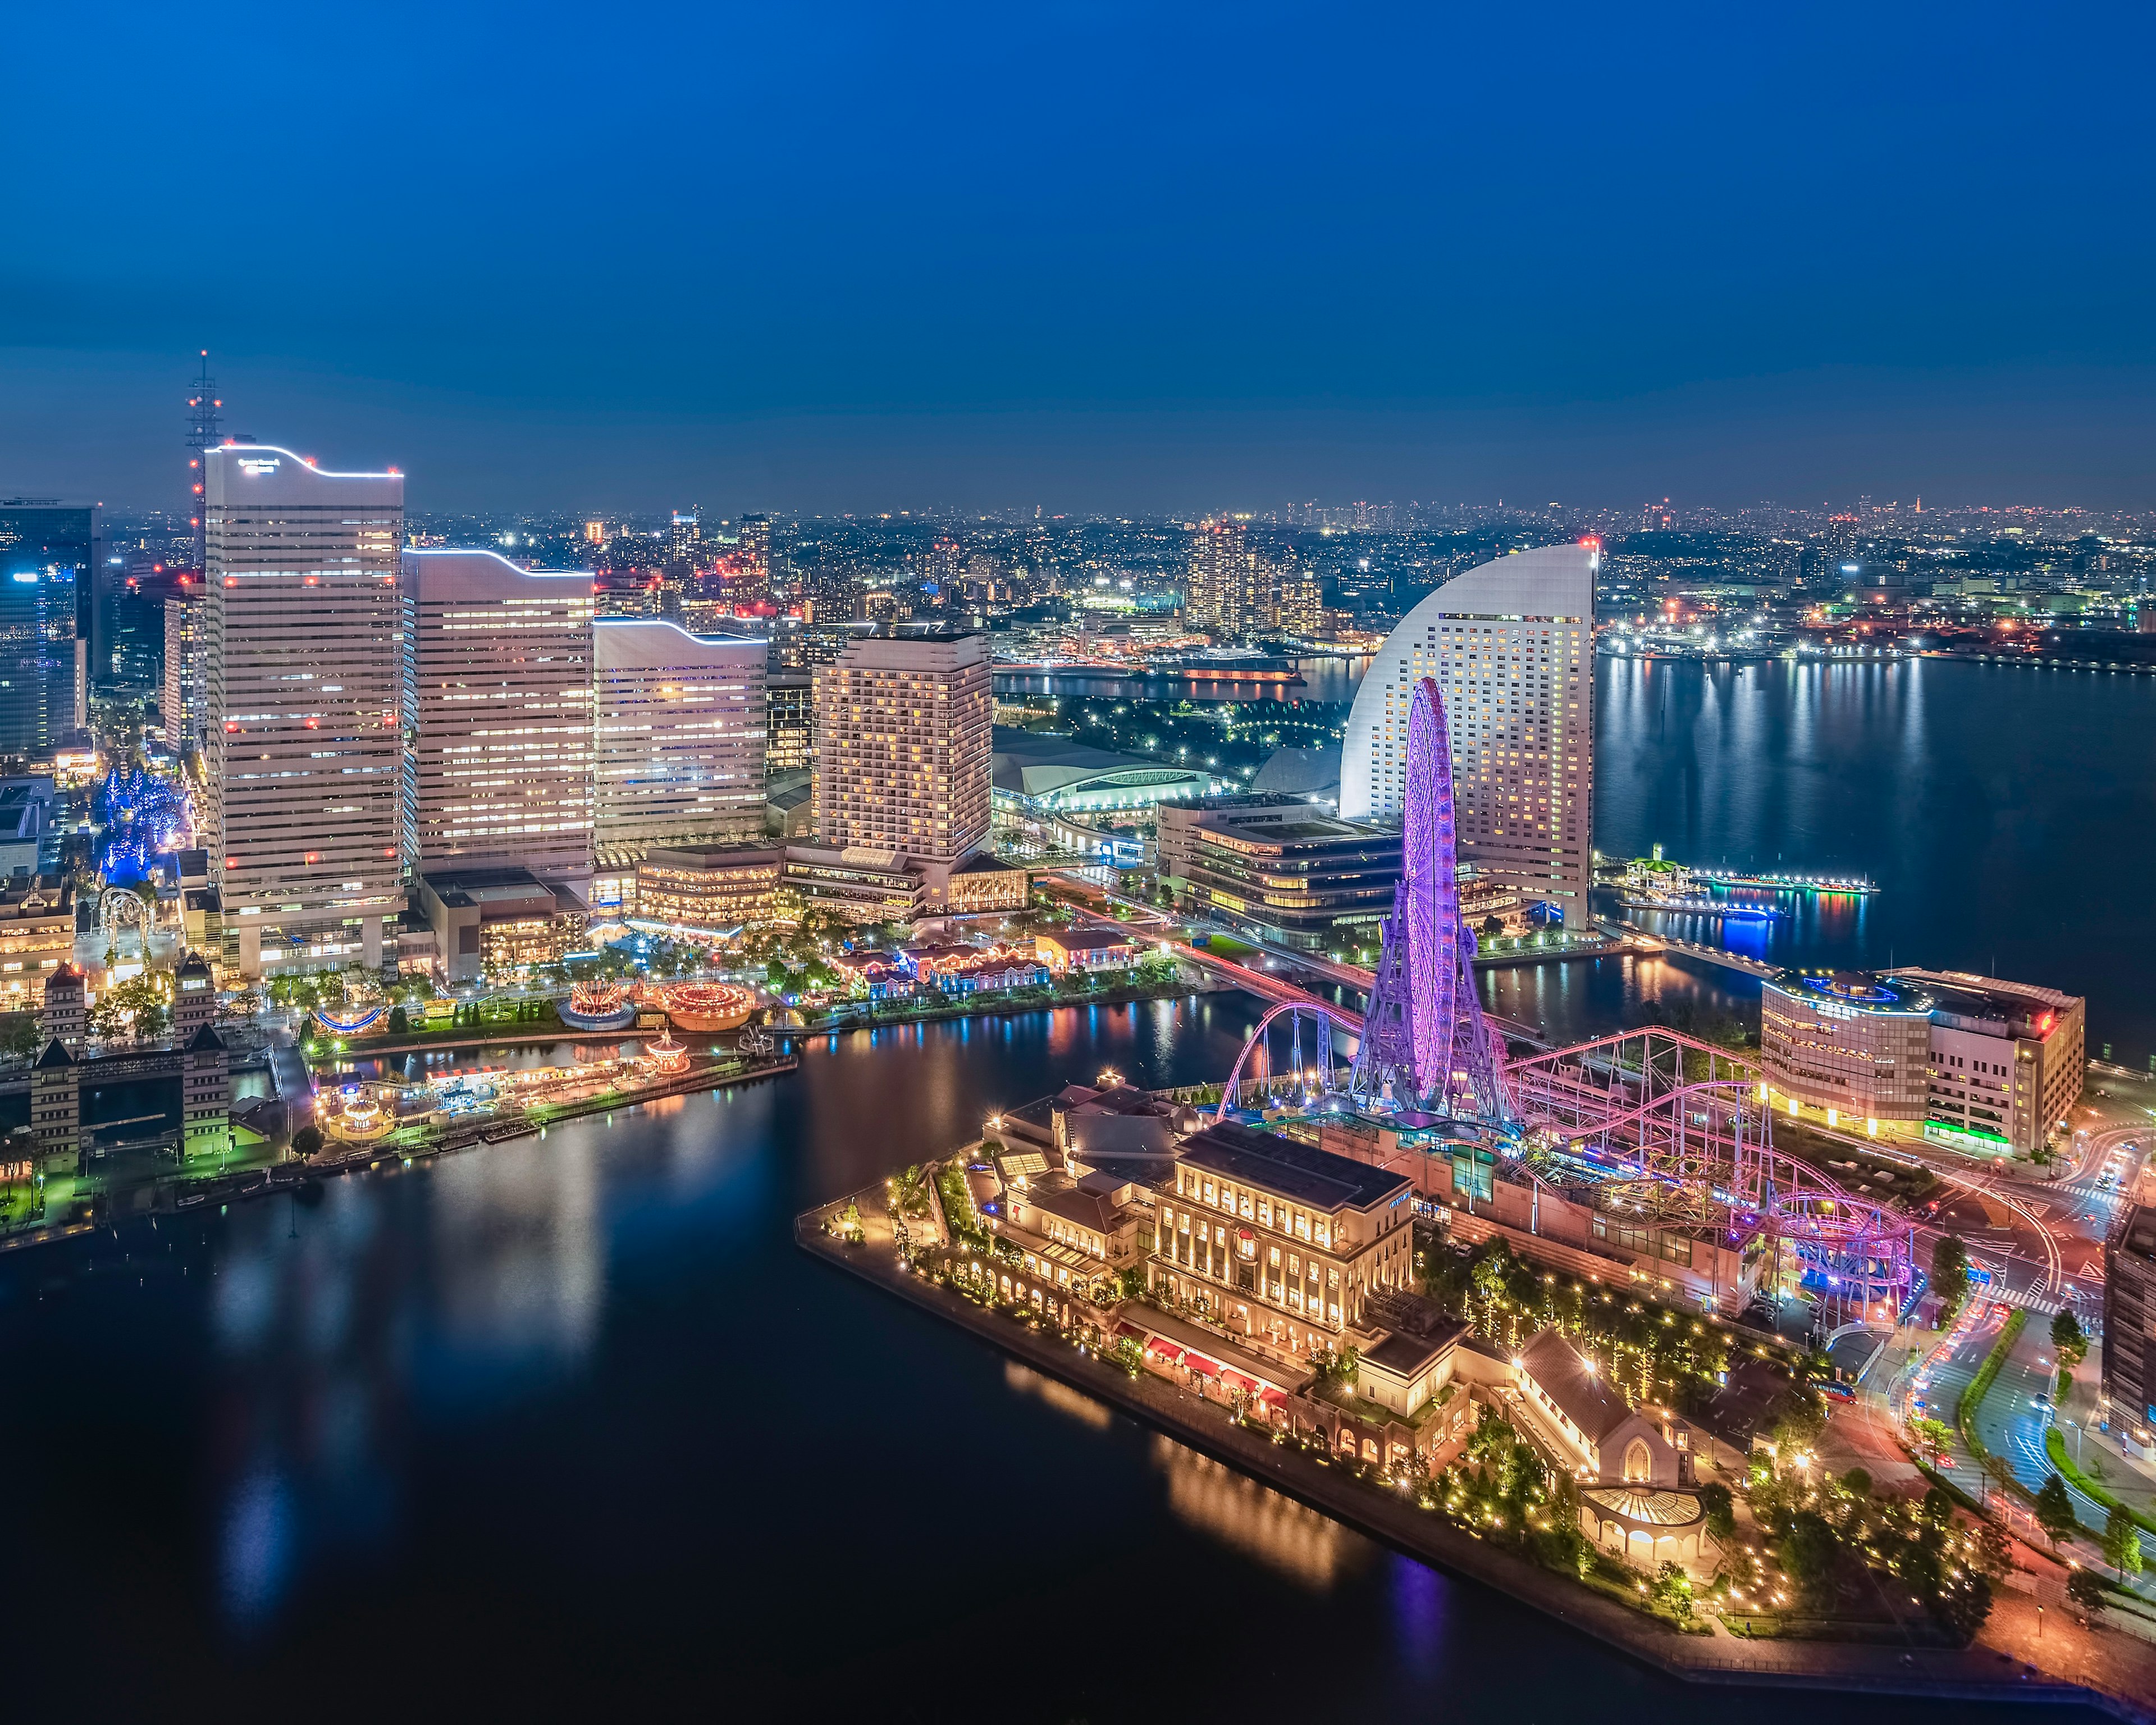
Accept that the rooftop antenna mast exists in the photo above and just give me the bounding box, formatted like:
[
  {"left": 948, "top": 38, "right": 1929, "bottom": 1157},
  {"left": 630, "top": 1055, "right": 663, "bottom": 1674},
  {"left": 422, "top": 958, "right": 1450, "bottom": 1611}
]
[{"left": 186, "top": 350, "right": 222, "bottom": 574}]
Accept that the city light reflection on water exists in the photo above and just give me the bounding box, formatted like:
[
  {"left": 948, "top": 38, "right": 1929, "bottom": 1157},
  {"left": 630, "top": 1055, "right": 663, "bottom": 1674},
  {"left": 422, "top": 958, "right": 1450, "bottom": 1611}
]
[{"left": 0, "top": 997, "right": 2088, "bottom": 1721}]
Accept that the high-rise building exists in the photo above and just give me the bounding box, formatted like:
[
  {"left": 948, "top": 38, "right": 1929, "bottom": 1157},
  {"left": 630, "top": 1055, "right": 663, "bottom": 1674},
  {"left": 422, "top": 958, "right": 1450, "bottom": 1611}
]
[
  {"left": 735, "top": 513, "right": 773, "bottom": 610},
  {"left": 812, "top": 633, "right": 990, "bottom": 907},
  {"left": 669, "top": 508, "right": 701, "bottom": 568},
  {"left": 1340, "top": 545, "right": 1595, "bottom": 927},
  {"left": 1276, "top": 556, "right": 1323, "bottom": 638},
  {"left": 592, "top": 620, "right": 767, "bottom": 852},
  {"left": 162, "top": 582, "right": 203, "bottom": 754},
  {"left": 402, "top": 550, "right": 596, "bottom": 884},
  {"left": 2103, "top": 1206, "right": 2156, "bottom": 1452},
  {"left": 765, "top": 672, "right": 814, "bottom": 773},
  {"left": 203, "top": 445, "right": 405, "bottom": 975},
  {"left": 1186, "top": 517, "right": 1273, "bottom": 642},
  {"left": 0, "top": 500, "right": 95, "bottom": 752}
]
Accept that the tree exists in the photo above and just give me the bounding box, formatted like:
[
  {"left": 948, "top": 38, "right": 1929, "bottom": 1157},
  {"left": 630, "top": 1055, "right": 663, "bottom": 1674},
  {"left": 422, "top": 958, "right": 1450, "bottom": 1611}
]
[
  {"left": 1651, "top": 1559, "right": 1694, "bottom": 1621},
  {"left": 1974, "top": 1519, "right": 2013, "bottom": 1581},
  {"left": 387, "top": 1004, "right": 409, "bottom": 1035},
  {"left": 0, "top": 1015, "right": 42, "bottom": 1057},
  {"left": 2067, "top": 1567, "right": 2109, "bottom": 1614},
  {"left": 1840, "top": 1467, "right": 1872, "bottom": 1500},
  {"left": 1780, "top": 1509, "right": 1840, "bottom": 1599},
  {"left": 2033, "top": 1473, "right": 2077, "bottom": 1550},
  {"left": 289, "top": 1124, "right": 323, "bottom": 1161},
  {"left": 887, "top": 1164, "right": 931, "bottom": 1220},
  {"left": 1931, "top": 1234, "right": 1970, "bottom": 1319},
  {"left": 2103, "top": 1506, "right": 2144, "bottom": 1584},
  {"left": 2051, "top": 1309, "right": 2088, "bottom": 1370},
  {"left": 1697, "top": 1481, "right": 1736, "bottom": 1544}
]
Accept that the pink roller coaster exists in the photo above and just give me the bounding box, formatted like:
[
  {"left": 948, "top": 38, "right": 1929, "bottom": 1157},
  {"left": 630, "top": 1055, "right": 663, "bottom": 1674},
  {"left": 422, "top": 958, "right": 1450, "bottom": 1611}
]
[{"left": 1209, "top": 674, "right": 1914, "bottom": 1316}]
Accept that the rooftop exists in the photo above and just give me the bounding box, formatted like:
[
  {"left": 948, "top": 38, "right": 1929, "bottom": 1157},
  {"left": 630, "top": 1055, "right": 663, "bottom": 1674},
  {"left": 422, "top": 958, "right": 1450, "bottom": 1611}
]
[
  {"left": 1039, "top": 928, "right": 1140, "bottom": 952},
  {"left": 1519, "top": 1326, "right": 1636, "bottom": 1444},
  {"left": 1176, "top": 1120, "right": 1411, "bottom": 1214}
]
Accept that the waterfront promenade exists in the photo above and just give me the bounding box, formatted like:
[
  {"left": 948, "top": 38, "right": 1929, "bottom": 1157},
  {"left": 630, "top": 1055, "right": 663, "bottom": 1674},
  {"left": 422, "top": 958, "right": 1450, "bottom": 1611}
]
[{"left": 799, "top": 1180, "right": 2129, "bottom": 1719}]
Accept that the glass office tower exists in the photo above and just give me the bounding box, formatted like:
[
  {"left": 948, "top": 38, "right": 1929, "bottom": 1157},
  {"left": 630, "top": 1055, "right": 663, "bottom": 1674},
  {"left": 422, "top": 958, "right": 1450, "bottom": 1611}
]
[{"left": 0, "top": 501, "right": 97, "bottom": 755}]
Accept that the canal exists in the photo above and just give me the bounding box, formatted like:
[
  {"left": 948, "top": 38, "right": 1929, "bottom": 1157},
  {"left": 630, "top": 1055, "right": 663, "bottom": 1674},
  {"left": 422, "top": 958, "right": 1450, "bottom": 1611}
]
[{"left": 0, "top": 999, "right": 2078, "bottom": 1721}]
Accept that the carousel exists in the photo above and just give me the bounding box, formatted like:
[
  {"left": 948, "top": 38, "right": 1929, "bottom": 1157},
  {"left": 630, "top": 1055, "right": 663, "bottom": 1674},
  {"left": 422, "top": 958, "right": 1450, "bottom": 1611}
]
[
  {"left": 641, "top": 1029, "right": 690, "bottom": 1075},
  {"left": 560, "top": 978, "right": 637, "bottom": 1031},
  {"left": 654, "top": 982, "right": 756, "bottom": 1033}
]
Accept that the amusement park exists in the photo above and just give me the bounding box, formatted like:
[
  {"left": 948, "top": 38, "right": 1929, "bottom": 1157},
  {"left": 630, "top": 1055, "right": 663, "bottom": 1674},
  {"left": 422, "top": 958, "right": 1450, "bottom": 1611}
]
[{"left": 1192, "top": 674, "right": 1916, "bottom": 1331}]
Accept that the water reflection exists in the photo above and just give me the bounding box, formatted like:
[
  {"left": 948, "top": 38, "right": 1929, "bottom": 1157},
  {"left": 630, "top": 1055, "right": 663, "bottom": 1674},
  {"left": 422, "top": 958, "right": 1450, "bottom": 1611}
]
[
  {"left": 1003, "top": 1359, "right": 1112, "bottom": 1430},
  {"left": 1153, "top": 1435, "right": 1369, "bottom": 1591}
]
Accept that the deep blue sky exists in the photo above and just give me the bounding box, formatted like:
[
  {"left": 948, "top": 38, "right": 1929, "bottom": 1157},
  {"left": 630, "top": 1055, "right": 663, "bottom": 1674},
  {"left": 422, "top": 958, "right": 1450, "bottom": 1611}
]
[{"left": 4, "top": 2, "right": 2153, "bottom": 515}]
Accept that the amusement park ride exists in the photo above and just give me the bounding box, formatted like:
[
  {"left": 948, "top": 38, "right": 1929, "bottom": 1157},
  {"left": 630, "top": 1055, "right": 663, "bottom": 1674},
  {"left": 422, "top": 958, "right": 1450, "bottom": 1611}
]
[{"left": 1212, "top": 677, "right": 1914, "bottom": 1324}]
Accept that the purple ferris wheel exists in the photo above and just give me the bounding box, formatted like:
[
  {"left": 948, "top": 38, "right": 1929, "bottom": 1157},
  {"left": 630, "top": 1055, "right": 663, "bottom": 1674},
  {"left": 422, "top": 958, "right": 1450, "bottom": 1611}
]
[{"left": 1348, "top": 675, "right": 1510, "bottom": 1121}]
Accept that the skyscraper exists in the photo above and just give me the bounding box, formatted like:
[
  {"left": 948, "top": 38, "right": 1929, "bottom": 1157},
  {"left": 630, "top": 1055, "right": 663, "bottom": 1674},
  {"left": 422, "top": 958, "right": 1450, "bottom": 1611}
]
[
  {"left": 1339, "top": 545, "right": 1595, "bottom": 928},
  {"left": 592, "top": 620, "right": 767, "bottom": 852},
  {"left": 401, "top": 550, "right": 596, "bottom": 884},
  {"left": 162, "top": 582, "right": 203, "bottom": 754},
  {"left": 203, "top": 445, "right": 405, "bottom": 975},
  {"left": 0, "top": 500, "right": 95, "bottom": 755},
  {"left": 1186, "top": 516, "right": 1273, "bottom": 641},
  {"left": 813, "top": 632, "right": 990, "bottom": 893}
]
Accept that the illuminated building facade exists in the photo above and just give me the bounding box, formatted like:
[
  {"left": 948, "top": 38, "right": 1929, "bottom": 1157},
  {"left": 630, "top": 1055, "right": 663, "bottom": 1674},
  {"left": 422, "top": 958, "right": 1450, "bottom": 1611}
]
[
  {"left": 1341, "top": 545, "right": 1595, "bottom": 927},
  {"left": 766, "top": 673, "right": 813, "bottom": 772},
  {"left": 592, "top": 620, "right": 766, "bottom": 852},
  {"left": 1150, "top": 1120, "right": 1415, "bottom": 1357},
  {"left": 0, "top": 500, "right": 94, "bottom": 754},
  {"left": 162, "top": 583, "right": 203, "bottom": 754},
  {"left": 813, "top": 633, "right": 990, "bottom": 908},
  {"left": 1760, "top": 970, "right": 1933, "bottom": 1128},
  {"left": 2104, "top": 1206, "right": 2156, "bottom": 1450},
  {"left": 203, "top": 446, "right": 405, "bottom": 976},
  {"left": 633, "top": 845, "right": 784, "bottom": 930},
  {"left": 1888, "top": 967, "right": 2085, "bottom": 1155},
  {"left": 1185, "top": 516, "right": 1273, "bottom": 642},
  {"left": 402, "top": 550, "right": 595, "bottom": 884}
]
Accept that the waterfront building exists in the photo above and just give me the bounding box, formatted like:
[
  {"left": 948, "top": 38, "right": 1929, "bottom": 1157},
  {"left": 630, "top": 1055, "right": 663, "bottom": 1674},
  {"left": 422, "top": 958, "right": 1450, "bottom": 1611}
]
[
  {"left": 202, "top": 445, "right": 406, "bottom": 976},
  {"left": 1033, "top": 928, "right": 1138, "bottom": 973},
  {"left": 944, "top": 851, "right": 1030, "bottom": 914},
  {"left": 1762, "top": 965, "right": 2085, "bottom": 1153},
  {"left": 1886, "top": 968, "right": 2085, "bottom": 1156},
  {"left": 1155, "top": 794, "right": 1399, "bottom": 952},
  {"left": 403, "top": 550, "right": 595, "bottom": 886},
  {"left": 38, "top": 959, "right": 85, "bottom": 1050},
  {"left": 813, "top": 633, "right": 991, "bottom": 912},
  {"left": 633, "top": 845, "right": 785, "bottom": 931},
  {"left": 161, "top": 582, "right": 202, "bottom": 754},
  {"left": 2103, "top": 1205, "right": 2156, "bottom": 1454},
  {"left": 999, "top": 1170, "right": 1152, "bottom": 1300},
  {"left": 778, "top": 843, "right": 926, "bottom": 923},
  {"left": 765, "top": 672, "right": 814, "bottom": 773},
  {"left": 414, "top": 867, "right": 587, "bottom": 984},
  {"left": 592, "top": 620, "right": 767, "bottom": 853},
  {"left": 0, "top": 499, "right": 94, "bottom": 754},
  {"left": 1151, "top": 1119, "right": 1414, "bottom": 1357},
  {"left": 30, "top": 1025, "right": 231, "bottom": 1172},
  {"left": 1339, "top": 545, "right": 1595, "bottom": 928},
  {"left": 172, "top": 950, "right": 216, "bottom": 1040},
  {"left": 1758, "top": 970, "right": 1933, "bottom": 1130}
]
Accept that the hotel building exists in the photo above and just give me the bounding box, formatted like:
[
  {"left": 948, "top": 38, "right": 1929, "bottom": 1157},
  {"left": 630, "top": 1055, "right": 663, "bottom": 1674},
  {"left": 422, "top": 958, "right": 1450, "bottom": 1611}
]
[
  {"left": 1339, "top": 545, "right": 1595, "bottom": 927},
  {"left": 592, "top": 620, "right": 767, "bottom": 854},
  {"left": 202, "top": 445, "right": 405, "bottom": 975},
  {"left": 813, "top": 632, "right": 990, "bottom": 912},
  {"left": 1152, "top": 1120, "right": 1415, "bottom": 1358},
  {"left": 1155, "top": 795, "right": 1401, "bottom": 952},
  {"left": 401, "top": 550, "right": 595, "bottom": 885},
  {"left": 1759, "top": 970, "right": 1933, "bottom": 1129},
  {"left": 1763, "top": 965, "right": 2085, "bottom": 1152},
  {"left": 1888, "top": 968, "right": 2085, "bottom": 1157}
]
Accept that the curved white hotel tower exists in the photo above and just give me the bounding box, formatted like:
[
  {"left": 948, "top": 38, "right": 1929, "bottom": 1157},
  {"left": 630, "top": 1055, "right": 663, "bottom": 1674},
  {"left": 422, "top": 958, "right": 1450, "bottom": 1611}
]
[
  {"left": 401, "top": 549, "right": 596, "bottom": 884},
  {"left": 204, "top": 445, "right": 406, "bottom": 975},
  {"left": 1340, "top": 544, "right": 1595, "bottom": 927}
]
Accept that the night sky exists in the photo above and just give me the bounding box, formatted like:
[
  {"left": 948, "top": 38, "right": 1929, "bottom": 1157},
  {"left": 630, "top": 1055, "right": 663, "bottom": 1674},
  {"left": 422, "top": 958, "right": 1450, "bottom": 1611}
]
[{"left": 4, "top": 2, "right": 2153, "bottom": 513}]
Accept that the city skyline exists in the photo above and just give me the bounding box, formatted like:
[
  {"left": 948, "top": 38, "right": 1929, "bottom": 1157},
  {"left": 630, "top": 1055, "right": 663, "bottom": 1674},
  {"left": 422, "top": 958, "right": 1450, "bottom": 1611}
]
[{"left": 7, "top": 6, "right": 2156, "bottom": 512}]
